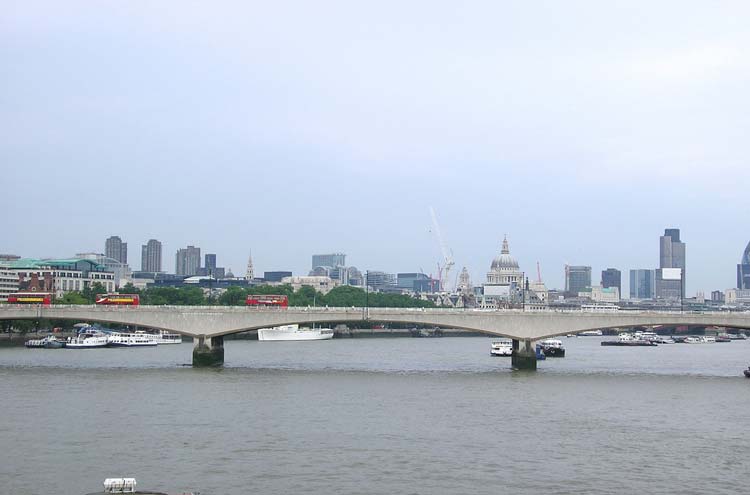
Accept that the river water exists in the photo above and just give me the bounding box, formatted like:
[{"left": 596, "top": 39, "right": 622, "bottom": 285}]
[{"left": 1, "top": 336, "right": 749, "bottom": 495}]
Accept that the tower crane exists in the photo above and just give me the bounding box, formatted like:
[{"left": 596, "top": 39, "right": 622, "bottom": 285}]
[{"left": 429, "top": 206, "right": 455, "bottom": 292}]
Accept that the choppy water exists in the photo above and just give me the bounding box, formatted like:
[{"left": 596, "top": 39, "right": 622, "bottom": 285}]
[{"left": 1, "top": 336, "right": 749, "bottom": 494}]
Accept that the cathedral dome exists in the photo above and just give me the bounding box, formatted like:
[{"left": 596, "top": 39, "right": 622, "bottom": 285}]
[{"left": 490, "top": 236, "right": 519, "bottom": 270}]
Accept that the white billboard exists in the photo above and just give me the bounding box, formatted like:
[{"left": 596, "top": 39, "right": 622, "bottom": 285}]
[{"left": 662, "top": 268, "right": 682, "bottom": 280}]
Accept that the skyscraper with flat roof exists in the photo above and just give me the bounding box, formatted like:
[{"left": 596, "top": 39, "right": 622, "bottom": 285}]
[
  {"left": 105, "top": 236, "right": 127, "bottom": 264},
  {"left": 601, "top": 268, "right": 621, "bottom": 294},
  {"left": 141, "top": 239, "right": 162, "bottom": 272},
  {"left": 629, "top": 269, "right": 654, "bottom": 299},
  {"left": 312, "top": 253, "right": 346, "bottom": 270},
  {"left": 565, "top": 265, "right": 591, "bottom": 295},
  {"left": 655, "top": 228, "right": 685, "bottom": 300},
  {"left": 175, "top": 246, "right": 201, "bottom": 276}
]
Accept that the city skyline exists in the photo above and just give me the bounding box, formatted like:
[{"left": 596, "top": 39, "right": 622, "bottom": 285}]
[{"left": 3, "top": 1, "right": 749, "bottom": 295}]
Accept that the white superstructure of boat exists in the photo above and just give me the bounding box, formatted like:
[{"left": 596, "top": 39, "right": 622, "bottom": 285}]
[
  {"left": 152, "top": 330, "right": 182, "bottom": 344},
  {"left": 490, "top": 338, "right": 513, "bottom": 356},
  {"left": 578, "top": 329, "right": 603, "bottom": 336},
  {"left": 66, "top": 329, "right": 109, "bottom": 349},
  {"left": 257, "top": 324, "right": 334, "bottom": 341},
  {"left": 107, "top": 331, "right": 158, "bottom": 347}
]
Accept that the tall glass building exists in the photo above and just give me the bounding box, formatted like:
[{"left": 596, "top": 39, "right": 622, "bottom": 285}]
[
  {"left": 655, "top": 228, "right": 685, "bottom": 300},
  {"left": 738, "top": 240, "right": 750, "bottom": 289},
  {"left": 629, "top": 269, "right": 654, "bottom": 299}
]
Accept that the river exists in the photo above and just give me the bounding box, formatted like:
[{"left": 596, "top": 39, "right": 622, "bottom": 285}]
[{"left": 1, "top": 336, "right": 749, "bottom": 494}]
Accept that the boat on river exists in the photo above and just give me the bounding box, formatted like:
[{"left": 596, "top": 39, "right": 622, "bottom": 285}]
[
  {"left": 490, "top": 339, "right": 513, "bottom": 356},
  {"left": 538, "top": 339, "right": 565, "bottom": 357},
  {"left": 25, "top": 335, "right": 66, "bottom": 348},
  {"left": 579, "top": 330, "right": 603, "bottom": 336},
  {"left": 744, "top": 367, "right": 750, "bottom": 378},
  {"left": 258, "top": 324, "right": 334, "bottom": 341},
  {"left": 107, "top": 331, "right": 158, "bottom": 347},
  {"left": 601, "top": 333, "right": 657, "bottom": 347},
  {"left": 66, "top": 328, "right": 109, "bottom": 349},
  {"left": 153, "top": 330, "right": 182, "bottom": 344}
]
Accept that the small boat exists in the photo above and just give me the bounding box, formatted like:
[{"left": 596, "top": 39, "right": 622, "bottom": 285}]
[
  {"left": 538, "top": 339, "right": 565, "bottom": 357},
  {"left": 153, "top": 330, "right": 182, "bottom": 344},
  {"left": 490, "top": 339, "right": 513, "bottom": 357},
  {"left": 684, "top": 336, "right": 702, "bottom": 344},
  {"left": 566, "top": 334, "right": 576, "bottom": 338},
  {"left": 744, "top": 367, "right": 750, "bottom": 378},
  {"left": 535, "top": 344, "right": 546, "bottom": 360},
  {"left": 700, "top": 336, "right": 716, "bottom": 344},
  {"left": 25, "top": 335, "right": 66, "bottom": 348},
  {"left": 715, "top": 335, "right": 732, "bottom": 343}
]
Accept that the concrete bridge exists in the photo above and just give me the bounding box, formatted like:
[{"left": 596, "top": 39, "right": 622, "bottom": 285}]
[{"left": 2, "top": 305, "right": 749, "bottom": 368}]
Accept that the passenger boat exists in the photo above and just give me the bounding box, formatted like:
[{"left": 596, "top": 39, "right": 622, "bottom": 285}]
[
  {"left": 684, "top": 336, "right": 702, "bottom": 344},
  {"left": 153, "top": 330, "right": 182, "bottom": 344},
  {"left": 25, "top": 335, "right": 66, "bottom": 348},
  {"left": 490, "top": 338, "right": 513, "bottom": 356},
  {"left": 65, "top": 328, "right": 109, "bottom": 349},
  {"left": 538, "top": 339, "right": 565, "bottom": 357},
  {"left": 258, "top": 324, "right": 334, "bottom": 341},
  {"left": 601, "top": 333, "right": 657, "bottom": 347},
  {"left": 107, "top": 331, "right": 158, "bottom": 347},
  {"left": 579, "top": 330, "right": 603, "bottom": 336}
]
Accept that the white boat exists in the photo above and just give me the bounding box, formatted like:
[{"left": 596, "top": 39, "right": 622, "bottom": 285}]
[
  {"left": 490, "top": 338, "right": 513, "bottom": 356},
  {"left": 257, "top": 324, "right": 334, "bottom": 341},
  {"left": 153, "top": 330, "right": 182, "bottom": 344},
  {"left": 700, "top": 336, "right": 716, "bottom": 344},
  {"left": 107, "top": 331, "right": 158, "bottom": 347},
  {"left": 66, "top": 329, "right": 109, "bottom": 349},
  {"left": 578, "top": 330, "right": 603, "bottom": 336},
  {"left": 684, "top": 336, "right": 702, "bottom": 344}
]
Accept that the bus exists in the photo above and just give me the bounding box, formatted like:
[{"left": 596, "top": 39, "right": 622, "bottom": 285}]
[
  {"left": 96, "top": 293, "right": 140, "bottom": 306},
  {"left": 7, "top": 292, "right": 53, "bottom": 305},
  {"left": 246, "top": 294, "right": 288, "bottom": 308}
]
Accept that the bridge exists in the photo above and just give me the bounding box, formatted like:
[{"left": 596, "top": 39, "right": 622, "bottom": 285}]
[{"left": 2, "top": 305, "right": 749, "bottom": 368}]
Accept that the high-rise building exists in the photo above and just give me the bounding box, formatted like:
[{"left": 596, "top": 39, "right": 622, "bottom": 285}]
[
  {"left": 205, "top": 254, "right": 217, "bottom": 271},
  {"left": 601, "top": 268, "right": 621, "bottom": 293},
  {"left": 565, "top": 265, "right": 591, "bottom": 295},
  {"left": 105, "top": 236, "right": 128, "bottom": 264},
  {"left": 312, "top": 253, "right": 346, "bottom": 271},
  {"left": 737, "top": 240, "right": 750, "bottom": 289},
  {"left": 655, "top": 228, "right": 686, "bottom": 300},
  {"left": 141, "top": 239, "right": 162, "bottom": 272},
  {"left": 175, "top": 246, "right": 201, "bottom": 276},
  {"left": 629, "top": 269, "right": 654, "bottom": 299}
]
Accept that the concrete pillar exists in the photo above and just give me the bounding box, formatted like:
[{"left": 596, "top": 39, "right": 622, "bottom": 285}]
[
  {"left": 192, "top": 335, "right": 224, "bottom": 367},
  {"left": 511, "top": 338, "right": 537, "bottom": 370}
]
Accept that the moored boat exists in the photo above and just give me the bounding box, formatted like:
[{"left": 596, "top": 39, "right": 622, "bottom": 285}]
[
  {"left": 539, "top": 339, "right": 565, "bottom": 357},
  {"left": 490, "top": 338, "right": 513, "bottom": 356},
  {"left": 25, "top": 335, "right": 66, "bottom": 348},
  {"left": 579, "top": 330, "right": 603, "bottom": 336},
  {"left": 601, "top": 333, "right": 657, "bottom": 346},
  {"left": 744, "top": 367, "right": 750, "bottom": 378},
  {"left": 66, "top": 328, "right": 109, "bottom": 349},
  {"left": 258, "top": 324, "right": 334, "bottom": 341},
  {"left": 107, "top": 331, "right": 158, "bottom": 347},
  {"left": 152, "top": 330, "right": 182, "bottom": 344}
]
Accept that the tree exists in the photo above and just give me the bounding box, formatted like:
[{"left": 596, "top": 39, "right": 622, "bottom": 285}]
[
  {"left": 218, "top": 286, "right": 247, "bottom": 306},
  {"left": 56, "top": 292, "right": 88, "bottom": 305}
]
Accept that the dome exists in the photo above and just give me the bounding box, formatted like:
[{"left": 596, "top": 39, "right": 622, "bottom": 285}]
[{"left": 490, "top": 236, "right": 519, "bottom": 270}]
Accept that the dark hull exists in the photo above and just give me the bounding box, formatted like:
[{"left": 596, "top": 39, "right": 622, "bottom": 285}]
[
  {"left": 744, "top": 370, "right": 750, "bottom": 378},
  {"left": 543, "top": 347, "right": 565, "bottom": 357}
]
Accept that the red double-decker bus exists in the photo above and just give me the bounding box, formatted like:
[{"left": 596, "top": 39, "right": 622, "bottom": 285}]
[
  {"left": 7, "top": 292, "right": 53, "bottom": 305},
  {"left": 96, "top": 293, "right": 140, "bottom": 306},
  {"left": 246, "top": 294, "right": 288, "bottom": 308}
]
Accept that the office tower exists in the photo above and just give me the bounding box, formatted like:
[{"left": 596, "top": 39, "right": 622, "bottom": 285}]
[
  {"left": 175, "top": 246, "right": 201, "bottom": 276},
  {"left": 629, "top": 269, "right": 654, "bottom": 299},
  {"left": 601, "top": 268, "right": 621, "bottom": 293},
  {"left": 655, "top": 228, "right": 686, "bottom": 300},
  {"left": 565, "top": 265, "right": 591, "bottom": 294},
  {"left": 312, "top": 253, "right": 346, "bottom": 270},
  {"left": 738, "top": 240, "right": 750, "bottom": 289},
  {"left": 141, "top": 239, "right": 162, "bottom": 272},
  {"left": 205, "top": 254, "right": 217, "bottom": 271},
  {"left": 105, "top": 236, "right": 127, "bottom": 264}
]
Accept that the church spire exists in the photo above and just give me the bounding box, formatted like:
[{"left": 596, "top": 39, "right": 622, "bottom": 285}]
[{"left": 245, "top": 250, "right": 254, "bottom": 280}]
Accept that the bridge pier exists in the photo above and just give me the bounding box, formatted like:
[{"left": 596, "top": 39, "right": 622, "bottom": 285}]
[
  {"left": 511, "top": 339, "right": 537, "bottom": 370},
  {"left": 192, "top": 335, "right": 224, "bottom": 367}
]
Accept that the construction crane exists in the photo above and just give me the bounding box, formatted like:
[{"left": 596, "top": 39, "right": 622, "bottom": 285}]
[
  {"left": 429, "top": 206, "right": 455, "bottom": 292},
  {"left": 536, "top": 261, "right": 543, "bottom": 283}
]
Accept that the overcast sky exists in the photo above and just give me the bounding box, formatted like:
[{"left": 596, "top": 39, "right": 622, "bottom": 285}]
[{"left": 3, "top": 1, "right": 749, "bottom": 295}]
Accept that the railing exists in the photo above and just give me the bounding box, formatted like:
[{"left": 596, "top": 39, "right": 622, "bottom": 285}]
[{"left": 0, "top": 304, "right": 747, "bottom": 317}]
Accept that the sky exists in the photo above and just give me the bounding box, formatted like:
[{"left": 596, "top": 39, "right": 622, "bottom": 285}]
[{"left": 2, "top": 1, "right": 749, "bottom": 296}]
